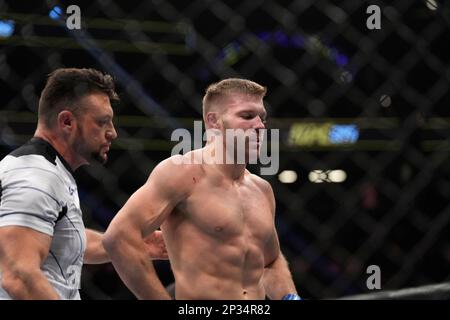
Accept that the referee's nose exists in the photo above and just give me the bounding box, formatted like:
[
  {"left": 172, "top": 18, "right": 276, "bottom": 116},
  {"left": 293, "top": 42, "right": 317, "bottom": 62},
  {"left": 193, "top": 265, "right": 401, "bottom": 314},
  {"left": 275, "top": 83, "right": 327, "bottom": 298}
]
[{"left": 106, "top": 124, "right": 117, "bottom": 141}]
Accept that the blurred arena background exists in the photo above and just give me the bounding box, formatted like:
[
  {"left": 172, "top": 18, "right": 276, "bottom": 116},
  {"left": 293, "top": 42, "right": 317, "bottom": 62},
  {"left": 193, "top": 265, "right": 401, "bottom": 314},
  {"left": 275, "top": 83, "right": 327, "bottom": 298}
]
[{"left": 0, "top": 0, "right": 449, "bottom": 299}]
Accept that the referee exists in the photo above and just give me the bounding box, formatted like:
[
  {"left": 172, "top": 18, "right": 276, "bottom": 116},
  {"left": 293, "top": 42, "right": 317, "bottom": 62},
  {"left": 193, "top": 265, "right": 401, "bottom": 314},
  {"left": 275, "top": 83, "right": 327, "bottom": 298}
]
[{"left": 0, "top": 68, "right": 167, "bottom": 299}]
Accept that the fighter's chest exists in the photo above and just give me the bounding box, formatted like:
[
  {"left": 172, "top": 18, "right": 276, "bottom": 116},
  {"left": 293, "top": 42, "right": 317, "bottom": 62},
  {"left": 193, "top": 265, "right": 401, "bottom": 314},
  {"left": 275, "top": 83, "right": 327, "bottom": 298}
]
[{"left": 181, "top": 181, "right": 273, "bottom": 240}]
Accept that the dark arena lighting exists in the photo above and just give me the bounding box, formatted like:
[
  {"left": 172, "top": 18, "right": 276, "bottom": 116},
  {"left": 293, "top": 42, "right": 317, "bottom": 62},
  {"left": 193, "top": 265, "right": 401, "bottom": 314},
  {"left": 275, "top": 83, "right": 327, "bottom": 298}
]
[{"left": 0, "top": 0, "right": 449, "bottom": 312}]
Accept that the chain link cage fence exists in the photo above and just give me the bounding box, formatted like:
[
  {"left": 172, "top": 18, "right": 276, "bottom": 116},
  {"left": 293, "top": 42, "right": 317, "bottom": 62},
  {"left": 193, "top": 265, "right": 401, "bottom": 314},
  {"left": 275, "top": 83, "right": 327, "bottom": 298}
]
[{"left": 0, "top": 0, "right": 449, "bottom": 299}]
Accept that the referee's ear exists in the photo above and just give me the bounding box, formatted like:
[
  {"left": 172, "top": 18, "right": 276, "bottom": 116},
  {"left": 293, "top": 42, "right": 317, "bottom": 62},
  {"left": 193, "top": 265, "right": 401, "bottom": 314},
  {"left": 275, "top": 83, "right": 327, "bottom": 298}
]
[{"left": 57, "top": 110, "right": 76, "bottom": 134}]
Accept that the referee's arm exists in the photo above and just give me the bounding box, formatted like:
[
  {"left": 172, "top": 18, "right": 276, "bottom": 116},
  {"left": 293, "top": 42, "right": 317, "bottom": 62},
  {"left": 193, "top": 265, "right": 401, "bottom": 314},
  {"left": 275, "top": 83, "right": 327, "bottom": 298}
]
[{"left": 0, "top": 226, "right": 60, "bottom": 299}]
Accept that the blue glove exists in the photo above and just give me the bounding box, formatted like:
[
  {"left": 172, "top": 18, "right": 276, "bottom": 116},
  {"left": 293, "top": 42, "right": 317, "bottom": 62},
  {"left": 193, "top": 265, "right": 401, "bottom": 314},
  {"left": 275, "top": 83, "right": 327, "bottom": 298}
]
[{"left": 282, "top": 293, "right": 302, "bottom": 300}]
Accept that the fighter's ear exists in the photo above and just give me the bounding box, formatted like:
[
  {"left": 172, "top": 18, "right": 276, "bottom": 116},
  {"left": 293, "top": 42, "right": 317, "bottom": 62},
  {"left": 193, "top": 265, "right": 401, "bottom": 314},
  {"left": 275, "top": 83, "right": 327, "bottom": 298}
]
[{"left": 206, "top": 112, "right": 219, "bottom": 129}]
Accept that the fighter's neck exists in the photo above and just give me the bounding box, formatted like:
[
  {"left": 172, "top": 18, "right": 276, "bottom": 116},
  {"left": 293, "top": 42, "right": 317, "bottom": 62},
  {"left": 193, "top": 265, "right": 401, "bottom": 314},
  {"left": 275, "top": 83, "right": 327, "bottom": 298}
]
[
  {"left": 214, "top": 162, "right": 247, "bottom": 181},
  {"left": 202, "top": 143, "right": 247, "bottom": 181}
]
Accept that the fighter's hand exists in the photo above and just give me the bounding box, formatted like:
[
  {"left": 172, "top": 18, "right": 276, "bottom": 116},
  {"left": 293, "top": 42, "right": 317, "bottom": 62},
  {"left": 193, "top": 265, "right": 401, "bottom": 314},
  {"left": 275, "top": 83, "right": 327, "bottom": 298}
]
[
  {"left": 143, "top": 230, "right": 169, "bottom": 260},
  {"left": 282, "top": 293, "right": 302, "bottom": 300}
]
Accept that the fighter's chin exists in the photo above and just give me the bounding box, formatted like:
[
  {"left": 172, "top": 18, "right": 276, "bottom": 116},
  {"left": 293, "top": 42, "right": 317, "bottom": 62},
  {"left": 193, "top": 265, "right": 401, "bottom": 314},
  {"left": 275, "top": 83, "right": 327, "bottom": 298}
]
[{"left": 244, "top": 148, "right": 260, "bottom": 162}]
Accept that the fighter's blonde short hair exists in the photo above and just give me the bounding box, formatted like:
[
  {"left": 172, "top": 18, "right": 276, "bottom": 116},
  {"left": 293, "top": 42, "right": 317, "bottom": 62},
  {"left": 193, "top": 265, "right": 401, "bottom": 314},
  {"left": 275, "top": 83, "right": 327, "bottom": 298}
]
[{"left": 202, "top": 78, "right": 266, "bottom": 122}]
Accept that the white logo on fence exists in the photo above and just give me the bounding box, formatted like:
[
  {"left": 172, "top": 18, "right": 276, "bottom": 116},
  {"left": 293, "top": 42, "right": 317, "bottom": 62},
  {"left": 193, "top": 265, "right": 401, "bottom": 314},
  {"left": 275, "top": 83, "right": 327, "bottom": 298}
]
[
  {"left": 366, "top": 265, "right": 381, "bottom": 290},
  {"left": 66, "top": 5, "right": 81, "bottom": 30},
  {"left": 366, "top": 5, "right": 381, "bottom": 30}
]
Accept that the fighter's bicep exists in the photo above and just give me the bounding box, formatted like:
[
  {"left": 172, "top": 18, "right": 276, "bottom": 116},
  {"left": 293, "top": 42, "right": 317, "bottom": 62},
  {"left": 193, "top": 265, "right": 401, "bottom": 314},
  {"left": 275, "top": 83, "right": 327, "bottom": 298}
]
[
  {"left": 113, "top": 157, "right": 192, "bottom": 237},
  {"left": 124, "top": 180, "right": 176, "bottom": 236},
  {"left": 117, "top": 166, "right": 185, "bottom": 235},
  {"left": 264, "top": 226, "right": 281, "bottom": 267}
]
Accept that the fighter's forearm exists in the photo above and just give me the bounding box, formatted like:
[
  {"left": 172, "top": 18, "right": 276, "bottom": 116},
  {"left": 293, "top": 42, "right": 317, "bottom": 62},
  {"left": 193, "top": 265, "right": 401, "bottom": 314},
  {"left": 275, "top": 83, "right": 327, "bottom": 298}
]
[
  {"left": 84, "top": 229, "right": 110, "bottom": 264},
  {"left": 263, "top": 253, "right": 298, "bottom": 300},
  {"left": 102, "top": 231, "right": 171, "bottom": 300},
  {"left": 1, "top": 269, "right": 60, "bottom": 300}
]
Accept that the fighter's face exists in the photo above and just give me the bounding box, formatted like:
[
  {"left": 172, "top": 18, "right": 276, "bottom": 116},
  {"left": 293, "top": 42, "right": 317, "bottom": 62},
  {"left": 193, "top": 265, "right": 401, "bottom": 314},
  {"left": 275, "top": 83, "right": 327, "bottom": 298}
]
[
  {"left": 73, "top": 92, "right": 117, "bottom": 165},
  {"left": 219, "top": 94, "right": 267, "bottom": 161}
]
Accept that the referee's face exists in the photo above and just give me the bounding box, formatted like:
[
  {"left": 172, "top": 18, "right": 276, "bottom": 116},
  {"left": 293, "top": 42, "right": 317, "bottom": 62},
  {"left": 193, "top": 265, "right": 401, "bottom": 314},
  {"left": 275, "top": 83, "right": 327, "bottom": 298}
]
[{"left": 74, "top": 92, "right": 117, "bottom": 164}]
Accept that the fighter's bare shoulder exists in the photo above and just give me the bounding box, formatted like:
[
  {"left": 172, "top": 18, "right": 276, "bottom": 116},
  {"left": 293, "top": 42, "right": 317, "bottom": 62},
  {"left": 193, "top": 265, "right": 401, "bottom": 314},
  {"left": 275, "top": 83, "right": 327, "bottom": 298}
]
[
  {"left": 146, "top": 152, "right": 204, "bottom": 195},
  {"left": 247, "top": 171, "right": 274, "bottom": 194},
  {"left": 247, "top": 171, "right": 276, "bottom": 211}
]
